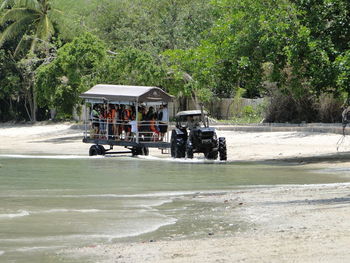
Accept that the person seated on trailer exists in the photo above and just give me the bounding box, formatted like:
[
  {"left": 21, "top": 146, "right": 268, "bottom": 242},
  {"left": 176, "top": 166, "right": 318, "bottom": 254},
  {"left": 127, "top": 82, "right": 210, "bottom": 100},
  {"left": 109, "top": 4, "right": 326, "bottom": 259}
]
[
  {"left": 150, "top": 113, "right": 160, "bottom": 141},
  {"left": 157, "top": 104, "right": 168, "bottom": 141},
  {"left": 90, "top": 105, "right": 100, "bottom": 137}
]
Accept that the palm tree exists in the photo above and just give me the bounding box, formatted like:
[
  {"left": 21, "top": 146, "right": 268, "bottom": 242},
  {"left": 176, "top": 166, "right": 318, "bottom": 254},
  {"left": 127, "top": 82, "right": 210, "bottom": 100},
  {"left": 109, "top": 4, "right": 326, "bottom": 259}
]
[
  {"left": 0, "top": 0, "right": 61, "bottom": 56},
  {"left": 0, "top": 0, "right": 61, "bottom": 122}
]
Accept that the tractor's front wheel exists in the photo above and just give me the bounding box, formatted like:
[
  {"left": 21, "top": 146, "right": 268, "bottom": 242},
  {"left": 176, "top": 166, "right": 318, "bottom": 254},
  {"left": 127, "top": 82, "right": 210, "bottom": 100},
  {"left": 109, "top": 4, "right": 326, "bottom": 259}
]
[{"left": 219, "top": 137, "right": 227, "bottom": 161}]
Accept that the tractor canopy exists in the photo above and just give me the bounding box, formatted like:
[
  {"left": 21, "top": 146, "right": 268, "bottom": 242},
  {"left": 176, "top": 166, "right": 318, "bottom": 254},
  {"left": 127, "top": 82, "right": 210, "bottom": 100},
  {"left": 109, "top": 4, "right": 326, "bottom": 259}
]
[{"left": 175, "top": 110, "right": 209, "bottom": 129}]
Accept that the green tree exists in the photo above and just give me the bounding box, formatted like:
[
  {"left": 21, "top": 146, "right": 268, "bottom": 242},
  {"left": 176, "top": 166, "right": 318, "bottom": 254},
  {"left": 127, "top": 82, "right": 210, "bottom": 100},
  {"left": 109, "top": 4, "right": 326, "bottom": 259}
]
[
  {"left": 88, "top": 0, "right": 215, "bottom": 54},
  {"left": 0, "top": 49, "right": 22, "bottom": 121},
  {"left": 88, "top": 48, "right": 166, "bottom": 88},
  {"left": 0, "top": 0, "right": 62, "bottom": 121},
  {"left": 0, "top": 0, "right": 61, "bottom": 56},
  {"left": 36, "top": 32, "right": 107, "bottom": 115},
  {"left": 336, "top": 51, "right": 350, "bottom": 95}
]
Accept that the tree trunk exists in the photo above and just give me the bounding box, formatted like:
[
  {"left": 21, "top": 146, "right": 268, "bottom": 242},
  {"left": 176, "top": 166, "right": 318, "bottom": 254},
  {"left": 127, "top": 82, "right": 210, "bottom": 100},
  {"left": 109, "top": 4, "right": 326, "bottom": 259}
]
[
  {"left": 23, "top": 83, "right": 37, "bottom": 122},
  {"left": 191, "top": 90, "right": 201, "bottom": 110},
  {"left": 32, "top": 85, "right": 37, "bottom": 122}
]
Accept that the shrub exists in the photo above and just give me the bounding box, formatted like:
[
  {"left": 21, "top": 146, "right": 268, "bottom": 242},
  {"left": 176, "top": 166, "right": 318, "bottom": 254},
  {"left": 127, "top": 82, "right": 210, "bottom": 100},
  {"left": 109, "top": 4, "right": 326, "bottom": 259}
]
[
  {"left": 264, "top": 88, "right": 317, "bottom": 123},
  {"left": 316, "top": 94, "right": 343, "bottom": 123}
]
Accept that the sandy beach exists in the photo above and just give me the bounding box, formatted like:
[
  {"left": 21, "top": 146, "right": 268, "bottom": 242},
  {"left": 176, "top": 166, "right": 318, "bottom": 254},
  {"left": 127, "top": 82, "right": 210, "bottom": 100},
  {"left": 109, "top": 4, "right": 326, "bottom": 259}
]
[{"left": 1, "top": 123, "right": 350, "bottom": 262}]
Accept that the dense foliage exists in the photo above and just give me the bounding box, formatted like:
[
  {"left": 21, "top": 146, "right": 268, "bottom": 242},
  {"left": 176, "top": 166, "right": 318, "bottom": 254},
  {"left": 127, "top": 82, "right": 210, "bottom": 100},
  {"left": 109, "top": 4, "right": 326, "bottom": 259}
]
[{"left": 0, "top": 0, "right": 349, "bottom": 122}]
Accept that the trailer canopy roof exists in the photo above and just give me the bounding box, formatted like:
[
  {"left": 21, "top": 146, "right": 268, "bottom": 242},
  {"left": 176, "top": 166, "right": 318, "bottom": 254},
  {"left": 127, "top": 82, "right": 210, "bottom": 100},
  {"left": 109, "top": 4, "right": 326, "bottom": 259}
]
[
  {"left": 176, "top": 110, "right": 208, "bottom": 117},
  {"left": 80, "top": 84, "right": 173, "bottom": 103}
]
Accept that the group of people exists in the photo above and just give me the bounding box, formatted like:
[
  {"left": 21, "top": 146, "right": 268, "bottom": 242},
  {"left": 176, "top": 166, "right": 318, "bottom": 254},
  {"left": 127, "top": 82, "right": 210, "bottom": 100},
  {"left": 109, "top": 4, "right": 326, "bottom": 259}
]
[{"left": 90, "top": 103, "right": 168, "bottom": 141}]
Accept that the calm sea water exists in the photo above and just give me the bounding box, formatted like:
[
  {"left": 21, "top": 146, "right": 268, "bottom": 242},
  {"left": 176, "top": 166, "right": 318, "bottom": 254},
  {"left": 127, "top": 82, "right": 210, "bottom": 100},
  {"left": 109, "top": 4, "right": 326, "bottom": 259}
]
[{"left": 0, "top": 154, "right": 349, "bottom": 262}]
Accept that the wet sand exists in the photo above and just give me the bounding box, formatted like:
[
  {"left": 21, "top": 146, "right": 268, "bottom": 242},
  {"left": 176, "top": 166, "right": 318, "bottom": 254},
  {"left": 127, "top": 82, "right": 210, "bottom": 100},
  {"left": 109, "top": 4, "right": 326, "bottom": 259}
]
[{"left": 1, "top": 123, "right": 350, "bottom": 262}]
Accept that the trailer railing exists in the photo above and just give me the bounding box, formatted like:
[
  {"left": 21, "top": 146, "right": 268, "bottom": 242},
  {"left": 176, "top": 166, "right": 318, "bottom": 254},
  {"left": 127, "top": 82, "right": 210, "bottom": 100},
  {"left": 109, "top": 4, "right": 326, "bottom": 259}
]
[{"left": 83, "top": 118, "right": 171, "bottom": 144}]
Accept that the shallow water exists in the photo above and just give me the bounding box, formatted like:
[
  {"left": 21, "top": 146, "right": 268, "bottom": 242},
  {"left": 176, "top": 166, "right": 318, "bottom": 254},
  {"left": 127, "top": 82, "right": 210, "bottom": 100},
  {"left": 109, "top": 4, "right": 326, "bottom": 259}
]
[{"left": 0, "top": 155, "right": 349, "bottom": 262}]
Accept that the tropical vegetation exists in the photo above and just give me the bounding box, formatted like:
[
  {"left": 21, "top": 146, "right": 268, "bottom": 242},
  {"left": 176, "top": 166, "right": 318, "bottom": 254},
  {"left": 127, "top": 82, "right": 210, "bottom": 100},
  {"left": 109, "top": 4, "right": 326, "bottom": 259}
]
[{"left": 0, "top": 0, "right": 349, "bottom": 122}]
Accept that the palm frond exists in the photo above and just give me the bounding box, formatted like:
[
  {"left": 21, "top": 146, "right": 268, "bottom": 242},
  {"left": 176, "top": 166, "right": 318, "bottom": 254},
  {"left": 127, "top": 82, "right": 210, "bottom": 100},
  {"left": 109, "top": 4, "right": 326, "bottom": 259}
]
[
  {"left": 14, "top": 0, "right": 40, "bottom": 10},
  {"left": 0, "top": 0, "right": 15, "bottom": 10},
  {"left": 29, "top": 33, "right": 37, "bottom": 52},
  {"left": 13, "top": 33, "right": 27, "bottom": 56},
  {"left": 0, "top": 8, "right": 38, "bottom": 24},
  {"left": 47, "top": 7, "right": 63, "bottom": 24},
  {"left": 36, "top": 14, "right": 54, "bottom": 40},
  {"left": 0, "top": 15, "right": 32, "bottom": 47}
]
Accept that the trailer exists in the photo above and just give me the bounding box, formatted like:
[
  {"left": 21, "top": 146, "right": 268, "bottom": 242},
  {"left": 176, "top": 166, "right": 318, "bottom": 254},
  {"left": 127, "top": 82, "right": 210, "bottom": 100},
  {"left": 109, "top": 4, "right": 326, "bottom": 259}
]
[{"left": 80, "top": 84, "right": 174, "bottom": 156}]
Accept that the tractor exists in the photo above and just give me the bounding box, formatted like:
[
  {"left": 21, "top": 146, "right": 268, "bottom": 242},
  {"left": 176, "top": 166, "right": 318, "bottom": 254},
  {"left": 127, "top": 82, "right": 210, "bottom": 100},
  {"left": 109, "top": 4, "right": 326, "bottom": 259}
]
[{"left": 170, "top": 110, "right": 227, "bottom": 160}]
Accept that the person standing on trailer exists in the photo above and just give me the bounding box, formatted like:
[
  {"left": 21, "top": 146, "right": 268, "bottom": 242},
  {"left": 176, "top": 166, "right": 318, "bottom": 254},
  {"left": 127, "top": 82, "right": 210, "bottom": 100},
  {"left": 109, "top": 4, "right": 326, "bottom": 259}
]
[
  {"left": 123, "top": 105, "right": 131, "bottom": 140},
  {"left": 158, "top": 104, "right": 168, "bottom": 141},
  {"left": 112, "top": 104, "right": 119, "bottom": 140},
  {"left": 90, "top": 105, "right": 100, "bottom": 138},
  {"left": 129, "top": 114, "right": 138, "bottom": 141},
  {"left": 107, "top": 104, "right": 115, "bottom": 140},
  {"left": 99, "top": 105, "right": 107, "bottom": 139}
]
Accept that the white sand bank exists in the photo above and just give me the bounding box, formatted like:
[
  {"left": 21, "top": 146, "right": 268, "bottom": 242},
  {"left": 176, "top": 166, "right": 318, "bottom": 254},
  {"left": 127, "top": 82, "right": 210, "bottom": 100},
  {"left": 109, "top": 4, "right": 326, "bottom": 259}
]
[
  {"left": 1, "top": 123, "right": 350, "bottom": 162},
  {"left": 66, "top": 183, "right": 350, "bottom": 263}
]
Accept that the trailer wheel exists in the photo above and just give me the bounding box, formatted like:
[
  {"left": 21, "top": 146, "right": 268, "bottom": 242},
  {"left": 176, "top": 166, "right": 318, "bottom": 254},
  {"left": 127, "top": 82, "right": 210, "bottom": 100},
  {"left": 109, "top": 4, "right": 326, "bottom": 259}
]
[
  {"left": 89, "top": 145, "right": 99, "bottom": 156},
  {"left": 219, "top": 137, "right": 227, "bottom": 161},
  {"left": 141, "top": 146, "right": 149, "bottom": 156},
  {"left": 97, "top": 145, "right": 106, "bottom": 156},
  {"left": 131, "top": 147, "right": 141, "bottom": 156},
  {"left": 132, "top": 146, "right": 149, "bottom": 156}
]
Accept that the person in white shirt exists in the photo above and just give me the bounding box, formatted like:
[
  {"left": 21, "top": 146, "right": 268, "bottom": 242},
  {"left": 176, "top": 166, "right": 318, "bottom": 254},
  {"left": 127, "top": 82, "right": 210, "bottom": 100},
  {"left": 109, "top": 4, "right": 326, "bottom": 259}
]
[
  {"left": 158, "top": 104, "right": 168, "bottom": 141},
  {"left": 129, "top": 114, "right": 138, "bottom": 141}
]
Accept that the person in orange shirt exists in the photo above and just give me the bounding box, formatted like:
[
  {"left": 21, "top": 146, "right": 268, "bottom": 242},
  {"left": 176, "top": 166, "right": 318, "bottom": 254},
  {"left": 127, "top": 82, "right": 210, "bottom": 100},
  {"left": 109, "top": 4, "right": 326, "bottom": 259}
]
[
  {"left": 107, "top": 104, "right": 114, "bottom": 140},
  {"left": 150, "top": 113, "right": 160, "bottom": 141}
]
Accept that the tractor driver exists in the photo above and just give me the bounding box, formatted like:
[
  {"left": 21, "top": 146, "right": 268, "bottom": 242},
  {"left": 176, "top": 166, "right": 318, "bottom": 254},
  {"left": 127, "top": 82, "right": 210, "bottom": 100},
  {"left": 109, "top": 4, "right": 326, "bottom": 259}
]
[{"left": 187, "top": 115, "right": 199, "bottom": 130}]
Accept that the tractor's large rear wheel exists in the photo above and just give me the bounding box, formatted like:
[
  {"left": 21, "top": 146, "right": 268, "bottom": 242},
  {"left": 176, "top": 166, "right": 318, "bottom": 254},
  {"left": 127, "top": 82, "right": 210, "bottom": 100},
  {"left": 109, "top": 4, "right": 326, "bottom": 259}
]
[
  {"left": 170, "top": 131, "right": 186, "bottom": 158},
  {"left": 219, "top": 137, "right": 227, "bottom": 161},
  {"left": 175, "top": 138, "right": 186, "bottom": 158}
]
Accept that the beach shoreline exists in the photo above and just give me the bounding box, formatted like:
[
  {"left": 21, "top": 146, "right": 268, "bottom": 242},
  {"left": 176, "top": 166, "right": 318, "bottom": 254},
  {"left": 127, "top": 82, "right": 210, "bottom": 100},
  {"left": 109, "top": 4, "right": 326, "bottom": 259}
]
[
  {"left": 63, "top": 183, "right": 350, "bottom": 263},
  {"left": 1, "top": 123, "right": 350, "bottom": 262}
]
